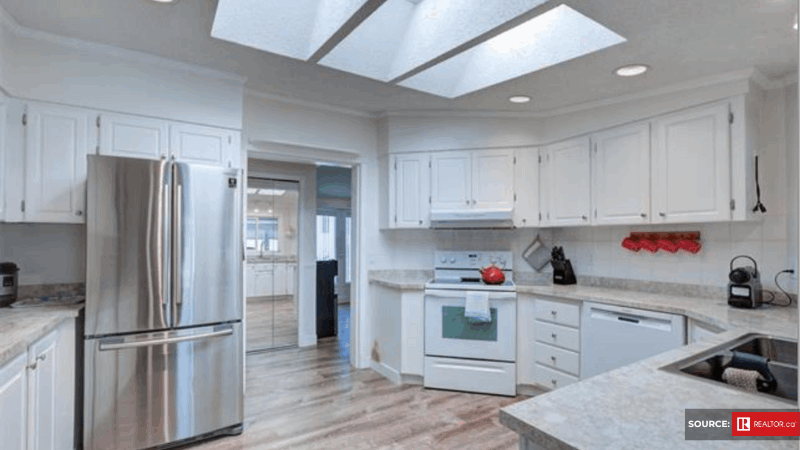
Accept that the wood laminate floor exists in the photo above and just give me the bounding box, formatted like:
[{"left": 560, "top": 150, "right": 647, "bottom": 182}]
[{"left": 192, "top": 305, "right": 528, "bottom": 450}]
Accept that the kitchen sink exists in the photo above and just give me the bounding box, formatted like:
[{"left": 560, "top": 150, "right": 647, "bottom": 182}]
[{"left": 661, "top": 334, "right": 798, "bottom": 403}]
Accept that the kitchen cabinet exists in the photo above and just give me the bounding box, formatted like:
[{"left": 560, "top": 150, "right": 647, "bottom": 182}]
[
  {"left": 513, "top": 148, "right": 539, "bottom": 228},
  {"left": 430, "top": 149, "right": 514, "bottom": 212},
  {"left": 23, "top": 102, "right": 94, "bottom": 224},
  {"left": 253, "top": 264, "right": 274, "bottom": 297},
  {"left": 532, "top": 297, "right": 581, "bottom": 390},
  {"left": 286, "top": 263, "right": 296, "bottom": 296},
  {"left": 541, "top": 137, "right": 591, "bottom": 227},
  {"left": 0, "top": 353, "right": 28, "bottom": 450},
  {"left": 591, "top": 122, "right": 651, "bottom": 225},
  {"left": 0, "top": 319, "right": 75, "bottom": 450},
  {"left": 389, "top": 152, "right": 430, "bottom": 228},
  {"left": 0, "top": 99, "right": 7, "bottom": 221},
  {"left": 274, "top": 263, "right": 287, "bottom": 296},
  {"left": 170, "top": 123, "right": 239, "bottom": 168},
  {"left": 652, "top": 101, "right": 731, "bottom": 223},
  {"left": 99, "top": 112, "right": 168, "bottom": 160},
  {"left": 430, "top": 151, "right": 472, "bottom": 211},
  {"left": 687, "top": 318, "right": 724, "bottom": 344}
]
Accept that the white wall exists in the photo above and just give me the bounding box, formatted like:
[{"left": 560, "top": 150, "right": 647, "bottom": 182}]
[
  {"left": 384, "top": 115, "right": 539, "bottom": 153},
  {"left": 0, "top": 223, "right": 84, "bottom": 285}
]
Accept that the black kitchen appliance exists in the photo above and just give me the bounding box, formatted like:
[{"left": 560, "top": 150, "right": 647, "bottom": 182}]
[
  {"left": 0, "top": 262, "right": 19, "bottom": 307},
  {"left": 728, "top": 255, "right": 763, "bottom": 308},
  {"left": 551, "top": 246, "right": 576, "bottom": 285}
]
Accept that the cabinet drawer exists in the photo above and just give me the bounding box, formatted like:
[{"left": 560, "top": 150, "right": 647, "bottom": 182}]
[
  {"left": 535, "top": 299, "right": 580, "bottom": 327},
  {"left": 534, "top": 363, "right": 579, "bottom": 390},
  {"left": 252, "top": 264, "right": 274, "bottom": 272},
  {"left": 535, "top": 342, "right": 579, "bottom": 376},
  {"left": 535, "top": 321, "right": 580, "bottom": 352}
]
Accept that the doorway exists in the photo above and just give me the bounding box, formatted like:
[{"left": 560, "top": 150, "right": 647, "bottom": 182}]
[{"left": 245, "top": 177, "right": 300, "bottom": 352}]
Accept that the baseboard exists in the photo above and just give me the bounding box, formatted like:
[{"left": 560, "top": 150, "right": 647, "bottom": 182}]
[
  {"left": 298, "top": 334, "right": 317, "bottom": 347},
  {"left": 516, "top": 384, "right": 550, "bottom": 397},
  {"left": 400, "top": 374, "right": 424, "bottom": 386},
  {"left": 369, "top": 360, "right": 402, "bottom": 384}
]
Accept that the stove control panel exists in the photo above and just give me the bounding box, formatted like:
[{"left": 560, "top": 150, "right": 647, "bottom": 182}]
[{"left": 433, "top": 251, "right": 513, "bottom": 270}]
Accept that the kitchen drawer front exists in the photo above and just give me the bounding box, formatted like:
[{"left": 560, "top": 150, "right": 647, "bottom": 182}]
[
  {"left": 534, "top": 363, "right": 579, "bottom": 390},
  {"left": 535, "top": 299, "right": 580, "bottom": 327},
  {"left": 535, "top": 321, "right": 580, "bottom": 352},
  {"left": 535, "top": 342, "right": 579, "bottom": 376},
  {"left": 424, "top": 356, "right": 516, "bottom": 396}
]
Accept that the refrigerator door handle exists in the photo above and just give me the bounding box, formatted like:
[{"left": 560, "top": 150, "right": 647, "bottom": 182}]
[
  {"left": 98, "top": 326, "right": 233, "bottom": 351},
  {"left": 173, "top": 165, "right": 183, "bottom": 325},
  {"left": 161, "top": 173, "right": 172, "bottom": 327}
]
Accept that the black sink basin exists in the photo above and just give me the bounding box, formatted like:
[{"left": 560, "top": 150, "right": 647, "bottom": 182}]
[{"left": 662, "top": 334, "right": 798, "bottom": 403}]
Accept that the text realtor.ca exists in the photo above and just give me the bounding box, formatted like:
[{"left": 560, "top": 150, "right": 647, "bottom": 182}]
[{"left": 687, "top": 418, "right": 799, "bottom": 431}]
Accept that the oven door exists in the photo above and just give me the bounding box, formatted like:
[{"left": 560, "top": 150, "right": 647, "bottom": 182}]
[{"left": 424, "top": 289, "right": 516, "bottom": 362}]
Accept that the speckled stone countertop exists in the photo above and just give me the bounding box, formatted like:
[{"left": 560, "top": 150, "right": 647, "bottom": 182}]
[
  {"left": 369, "top": 270, "right": 432, "bottom": 290},
  {"left": 501, "top": 284, "right": 799, "bottom": 450},
  {"left": 0, "top": 304, "right": 82, "bottom": 366}
]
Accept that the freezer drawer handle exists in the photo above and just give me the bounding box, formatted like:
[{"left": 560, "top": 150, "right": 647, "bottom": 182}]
[{"left": 99, "top": 327, "right": 233, "bottom": 351}]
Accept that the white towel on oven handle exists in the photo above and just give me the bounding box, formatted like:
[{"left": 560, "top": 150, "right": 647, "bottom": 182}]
[{"left": 464, "top": 291, "right": 491, "bottom": 322}]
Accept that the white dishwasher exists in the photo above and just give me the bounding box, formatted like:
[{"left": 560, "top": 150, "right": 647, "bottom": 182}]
[{"left": 581, "top": 302, "right": 685, "bottom": 379}]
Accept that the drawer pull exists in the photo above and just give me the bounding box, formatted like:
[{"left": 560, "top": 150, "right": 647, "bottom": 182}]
[
  {"left": 550, "top": 356, "right": 557, "bottom": 362},
  {"left": 551, "top": 333, "right": 557, "bottom": 339},
  {"left": 551, "top": 310, "right": 557, "bottom": 316},
  {"left": 618, "top": 316, "right": 640, "bottom": 324},
  {"left": 551, "top": 379, "right": 557, "bottom": 386}
]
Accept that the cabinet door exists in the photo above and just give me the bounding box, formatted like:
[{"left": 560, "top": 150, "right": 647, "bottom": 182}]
[
  {"left": 653, "top": 102, "right": 730, "bottom": 223},
  {"left": 254, "top": 266, "right": 274, "bottom": 297},
  {"left": 431, "top": 151, "right": 471, "bottom": 211},
  {"left": 170, "top": 123, "right": 234, "bottom": 167},
  {"left": 24, "top": 103, "right": 92, "bottom": 223},
  {"left": 513, "top": 148, "right": 539, "bottom": 227},
  {"left": 592, "top": 122, "right": 650, "bottom": 225},
  {"left": 274, "top": 263, "right": 287, "bottom": 296},
  {"left": 538, "top": 147, "right": 551, "bottom": 226},
  {"left": 0, "top": 352, "right": 28, "bottom": 450},
  {"left": 286, "top": 264, "right": 296, "bottom": 296},
  {"left": 471, "top": 149, "right": 514, "bottom": 210},
  {"left": 99, "top": 113, "right": 168, "bottom": 160},
  {"left": 545, "top": 137, "right": 592, "bottom": 226},
  {"left": 245, "top": 266, "right": 255, "bottom": 297},
  {"left": 390, "top": 153, "right": 430, "bottom": 228},
  {"left": 27, "top": 328, "right": 59, "bottom": 450},
  {"left": 0, "top": 101, "right": 7, "bottom": 221}
]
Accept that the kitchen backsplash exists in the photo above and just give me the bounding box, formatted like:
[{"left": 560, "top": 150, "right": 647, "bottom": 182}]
[{"left": 0, "top": 223, "right": 86, "bottom": 285}]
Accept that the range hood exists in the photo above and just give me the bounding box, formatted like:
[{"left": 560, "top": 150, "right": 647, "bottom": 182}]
[{"left": 429, "top": 209, "right": 514, "bottom": 229}]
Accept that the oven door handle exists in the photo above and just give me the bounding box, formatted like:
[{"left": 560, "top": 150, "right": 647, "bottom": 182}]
[{"left": 424, "top": 289, "right": 517, "bottom": 301}]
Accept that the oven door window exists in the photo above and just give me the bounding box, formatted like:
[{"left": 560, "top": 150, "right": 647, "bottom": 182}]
[{"left": 441, "top": 306, "right": 498, "bottom": 342}]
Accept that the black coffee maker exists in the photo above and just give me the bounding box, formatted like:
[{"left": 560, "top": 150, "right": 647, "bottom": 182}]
[
  {"left": 728, "top": 255, "right": 762, "bottom": 308},
  {"left": 1, "top": 262, "right": 19, "bottom": 307}
]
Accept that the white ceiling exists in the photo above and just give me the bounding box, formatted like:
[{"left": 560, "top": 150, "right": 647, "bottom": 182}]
[{"left": 0, "top": 0, "right": 796, "bottom": 115}]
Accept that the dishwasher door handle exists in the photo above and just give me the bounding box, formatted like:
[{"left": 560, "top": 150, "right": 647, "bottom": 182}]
[{"left": 617, "top": 316, "right": 640, "bottom": 324}]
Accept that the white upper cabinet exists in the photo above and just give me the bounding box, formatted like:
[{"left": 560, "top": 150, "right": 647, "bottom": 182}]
[
  {"left": 513, "top": 148, "right": 539, "bottom": 228},
  {"left": 543, "top": 137, "right": 592, "bottom": 227},
  {"left": 592, "top": 122, "right": 651, "bottom": 225},
  {"left": 652, "top": 101, "right": 730, "bottom": 223},
  {"left": 24, "top": 103, "right": 94, "bottom": 223},
  {"left": 390, "top": 152, "right": 430, "bottom": 228},
  {"left": 170, "top": 123, "right": 238, "bottom": 168},
  {"left": 99, "top": 113, "right": 168, "bottom": 160},
  {"left": 471, "top": 149, "right": 514, "bottom": 210},
  {"left": 431, "top": 151, "right": 472, "bottom": 211}
]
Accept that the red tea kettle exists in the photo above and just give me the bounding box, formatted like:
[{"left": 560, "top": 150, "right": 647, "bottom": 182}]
[{"left": 479, "top": 264, "right": 506, "bottom": 285}]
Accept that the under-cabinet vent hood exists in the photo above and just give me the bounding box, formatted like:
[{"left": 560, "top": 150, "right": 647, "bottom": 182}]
[{"left": 429, "top": 209, "right": 514, "bottom": 229}]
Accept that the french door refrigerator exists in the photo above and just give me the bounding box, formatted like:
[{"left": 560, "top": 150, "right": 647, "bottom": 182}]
[{"left": 84, "top": 154, "right": 243, "bottom": 450}]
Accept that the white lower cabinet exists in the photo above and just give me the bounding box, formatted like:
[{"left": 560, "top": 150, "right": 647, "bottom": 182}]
[
  {"left": 0, "top": 319, "right": 75, "bottom": 450},
  {"left": 531, "top": 297, "right": 582, "bottom": 391}
]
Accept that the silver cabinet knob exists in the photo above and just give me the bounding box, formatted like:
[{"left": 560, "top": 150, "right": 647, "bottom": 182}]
[
  {"left": 75, "top": 210, "right": 83, "bottom": 216},
  {"left": 581, "top": 215, "right": 588, "bottom": 220},
  {"left": 551, "top": 310, "right": 557, "bottom": 316},
  {"left": 551, "top": 333, "right": 557, "bottom": 339},
  {"left": 522, "top": 218, "right": 527, "bottom": 223},
  {"left": 472, "top": 199, "right": 476, "bottom": 205},
  {"left": 551, "top": 379, "right": 557, "bottom": 386},
  {"left": 550, "top": 356, "right": 557, "bottom": 362},
  {"left": 418, "top": 219, "right": 423, "bottom": 225},
  {"left": 465, "top": 200, "right": 470, "bottom": 205},
  {"left": 659, "top": 212, "right": 666, "bottom": 217},
  {"left": 27, "top": 362, "right": 37, "bottom": 370},
  {"left": 640, "top": 212, "right": 647, "bottom": 218},
  {"left": 37, "top": 354, "right": 46, "bottom": 361}
]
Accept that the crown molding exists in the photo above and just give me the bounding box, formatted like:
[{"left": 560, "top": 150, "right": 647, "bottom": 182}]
[
  {"left": 245, "top": 88, "right": 378, "bottom": 119},
  {"left": 248, "top": 138, "right": 361, "bottom": 165},
  {"left": 0, "top": 3, "right": 246, "bottom": 85}
]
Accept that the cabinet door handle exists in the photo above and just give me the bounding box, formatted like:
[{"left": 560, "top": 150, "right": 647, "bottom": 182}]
[
  {"left": 640, "top": 212, "right": 647, "bottom": 218},
  {"left": 522, "top": 218, "right": 527, "bottom": 224},
  {"left": 551, "top": 310, "right": 557, "bottom": 316},
  {"left": 465, "top": 200, "right": 470, "bottom": 205},
  {"left": 472, "top": 199, "right": 476, "bottom": 205},
  {"left": 551, "top": 379, "right": 557, "bottom": 386},
  {"left": 27, "top": 362, "right": 37, "bottom": 370},
  {"left": 418, "top": 219, "right": 423, "bottom": 225},
  {"left": 75, "top": 210, "right": 83, "bottom": 216},
  {"left": 581, "top": 215, "right": 588, "bottom": 221},
  {"left": 659, "top": 212, "right": 666, "bottom": 217},
  {"left": 37, "top": 354, "right": 46, "bottom": 361},
  {"left": 551, "top": 333, "right": 557, "bottom": 339},
  {"left": 550, "top": 356, "right": 557, "bottom": 362}
]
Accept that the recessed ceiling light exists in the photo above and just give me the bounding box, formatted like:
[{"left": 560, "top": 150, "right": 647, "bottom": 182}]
[
  {"left": 615, "top": 64, "right": 649, "bottom": 77},
  {"left": 794, "top": 15, "right": 798, "bottom": 30},
  {"left": 509, "top": 96, "right": 531, "bottom": 104},
  {"left": 149, "top": 0, "right": 177, "bottom": 3}
]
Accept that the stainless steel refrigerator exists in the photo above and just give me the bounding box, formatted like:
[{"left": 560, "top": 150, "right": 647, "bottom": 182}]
[{"left": 84, "top": 154, "right": 243, "bottom": 450}]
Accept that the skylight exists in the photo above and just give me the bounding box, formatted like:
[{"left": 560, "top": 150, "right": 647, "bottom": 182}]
[
  {"left": 211, "top": 0, "right": 371, "bottom": 60},
  {"left": 399, "top": 5, "right": 626, "bottom": 98}
]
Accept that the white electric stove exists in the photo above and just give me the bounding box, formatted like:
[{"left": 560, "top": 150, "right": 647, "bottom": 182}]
[{"left": 423, "top": 251, "right": 517, "bottom": 396}]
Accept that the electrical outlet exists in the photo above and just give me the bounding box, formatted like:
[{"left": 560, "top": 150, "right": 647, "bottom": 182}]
[{"left": 789, "top": 257, "right": 798, "bottom": 280}]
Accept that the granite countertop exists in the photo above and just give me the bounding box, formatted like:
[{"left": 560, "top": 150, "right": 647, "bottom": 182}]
[
  {"left": 501, "top": 284, "right": 799, "bottom": 450},
  {"left": 369, "top": 270, "right": 432, "bottom": 290},
  {"left": 0, "top": 304, "right": 83, "bottom": 366},
  {"left": 246, "top": 256, "right": 299, "bottom": 264}
]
